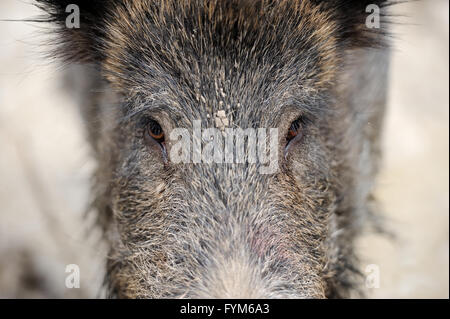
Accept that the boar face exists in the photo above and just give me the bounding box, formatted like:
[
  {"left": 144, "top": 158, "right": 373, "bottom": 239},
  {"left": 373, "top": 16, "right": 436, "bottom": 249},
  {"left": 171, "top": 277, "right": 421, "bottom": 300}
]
[{"left": 37, "top": 0, "right": 393, "bottom": 298}]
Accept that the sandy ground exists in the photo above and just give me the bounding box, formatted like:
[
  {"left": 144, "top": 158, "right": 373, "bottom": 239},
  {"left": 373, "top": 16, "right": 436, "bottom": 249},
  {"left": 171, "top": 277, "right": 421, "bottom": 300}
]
[{"left": 0, "top": 1, "right": 448, "bottom": 298}]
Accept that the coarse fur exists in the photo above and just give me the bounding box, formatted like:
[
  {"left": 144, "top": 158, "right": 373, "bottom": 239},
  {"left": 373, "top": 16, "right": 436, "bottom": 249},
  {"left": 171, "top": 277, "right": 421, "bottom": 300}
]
[{"left": 35, "top": 0, "right": 396, "bottom": 298}]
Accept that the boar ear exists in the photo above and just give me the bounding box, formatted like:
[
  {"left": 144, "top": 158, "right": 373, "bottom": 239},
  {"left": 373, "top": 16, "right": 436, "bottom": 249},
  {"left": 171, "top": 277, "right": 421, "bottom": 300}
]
[
  {"left": 35, "top": 0, "right": 112, "bottom": 63},
  {"left": 322, "top": 0, "right": 399, "bottom": 48}
]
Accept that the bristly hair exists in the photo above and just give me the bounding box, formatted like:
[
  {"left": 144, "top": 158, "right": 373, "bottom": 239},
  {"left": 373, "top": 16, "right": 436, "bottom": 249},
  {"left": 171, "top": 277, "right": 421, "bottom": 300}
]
[
  {"left": 312, "top": 0, "right": 406, "bottom": 48},
  {"left": 31, "top": 0, "right": 404, "bottom": 299},
  {"left": 32, "top": 0, "right": 404, "bottom": 65}
]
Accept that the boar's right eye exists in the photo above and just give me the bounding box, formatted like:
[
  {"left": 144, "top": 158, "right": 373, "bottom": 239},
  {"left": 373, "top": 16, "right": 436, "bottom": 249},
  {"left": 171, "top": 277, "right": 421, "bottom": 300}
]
[
  {"left": 286, "top": 117, "right": 304, "bottom": 145},
  {"left": 144, "top": 119, "right": 167, "bottom": 157},
  {"left": 285, "top": 116, "right": 309, "bottom": 157}
]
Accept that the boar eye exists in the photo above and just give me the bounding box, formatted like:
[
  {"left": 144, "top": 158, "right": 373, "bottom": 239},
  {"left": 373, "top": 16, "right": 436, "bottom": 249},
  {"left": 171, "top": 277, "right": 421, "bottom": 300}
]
[
  {"left": 286, "top": 117, "right": 303, "bottom": 145},
  {"left": 144, "top": 119, "right": 167, "bottom": 160},
  {"left": 146, "top": 119, "right": 165, "bottom": 143}
]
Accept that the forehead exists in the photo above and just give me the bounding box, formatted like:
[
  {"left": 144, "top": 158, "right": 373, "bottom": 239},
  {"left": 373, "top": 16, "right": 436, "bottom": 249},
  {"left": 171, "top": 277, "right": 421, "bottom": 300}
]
[{"left": 102, "top": 0, "right": 338, "bottom": 120}]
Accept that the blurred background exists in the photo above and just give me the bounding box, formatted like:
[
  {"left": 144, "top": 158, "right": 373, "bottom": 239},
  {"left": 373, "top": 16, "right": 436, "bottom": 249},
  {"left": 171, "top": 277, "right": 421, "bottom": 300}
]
[{"left": 0, "top": 0, "right": 448, "bottom": 298}]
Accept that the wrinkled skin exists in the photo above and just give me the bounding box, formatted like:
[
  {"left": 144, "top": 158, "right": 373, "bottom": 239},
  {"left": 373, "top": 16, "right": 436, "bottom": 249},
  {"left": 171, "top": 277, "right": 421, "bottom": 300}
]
[{"left": 38, "top": 0, "right": 392, "bottom": 298}]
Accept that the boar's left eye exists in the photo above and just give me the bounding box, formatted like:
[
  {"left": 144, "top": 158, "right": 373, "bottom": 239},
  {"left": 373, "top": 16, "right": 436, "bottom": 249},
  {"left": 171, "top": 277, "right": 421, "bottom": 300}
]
[{"left": 144, "top": 119, "right": 167, "bottom": 158}]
